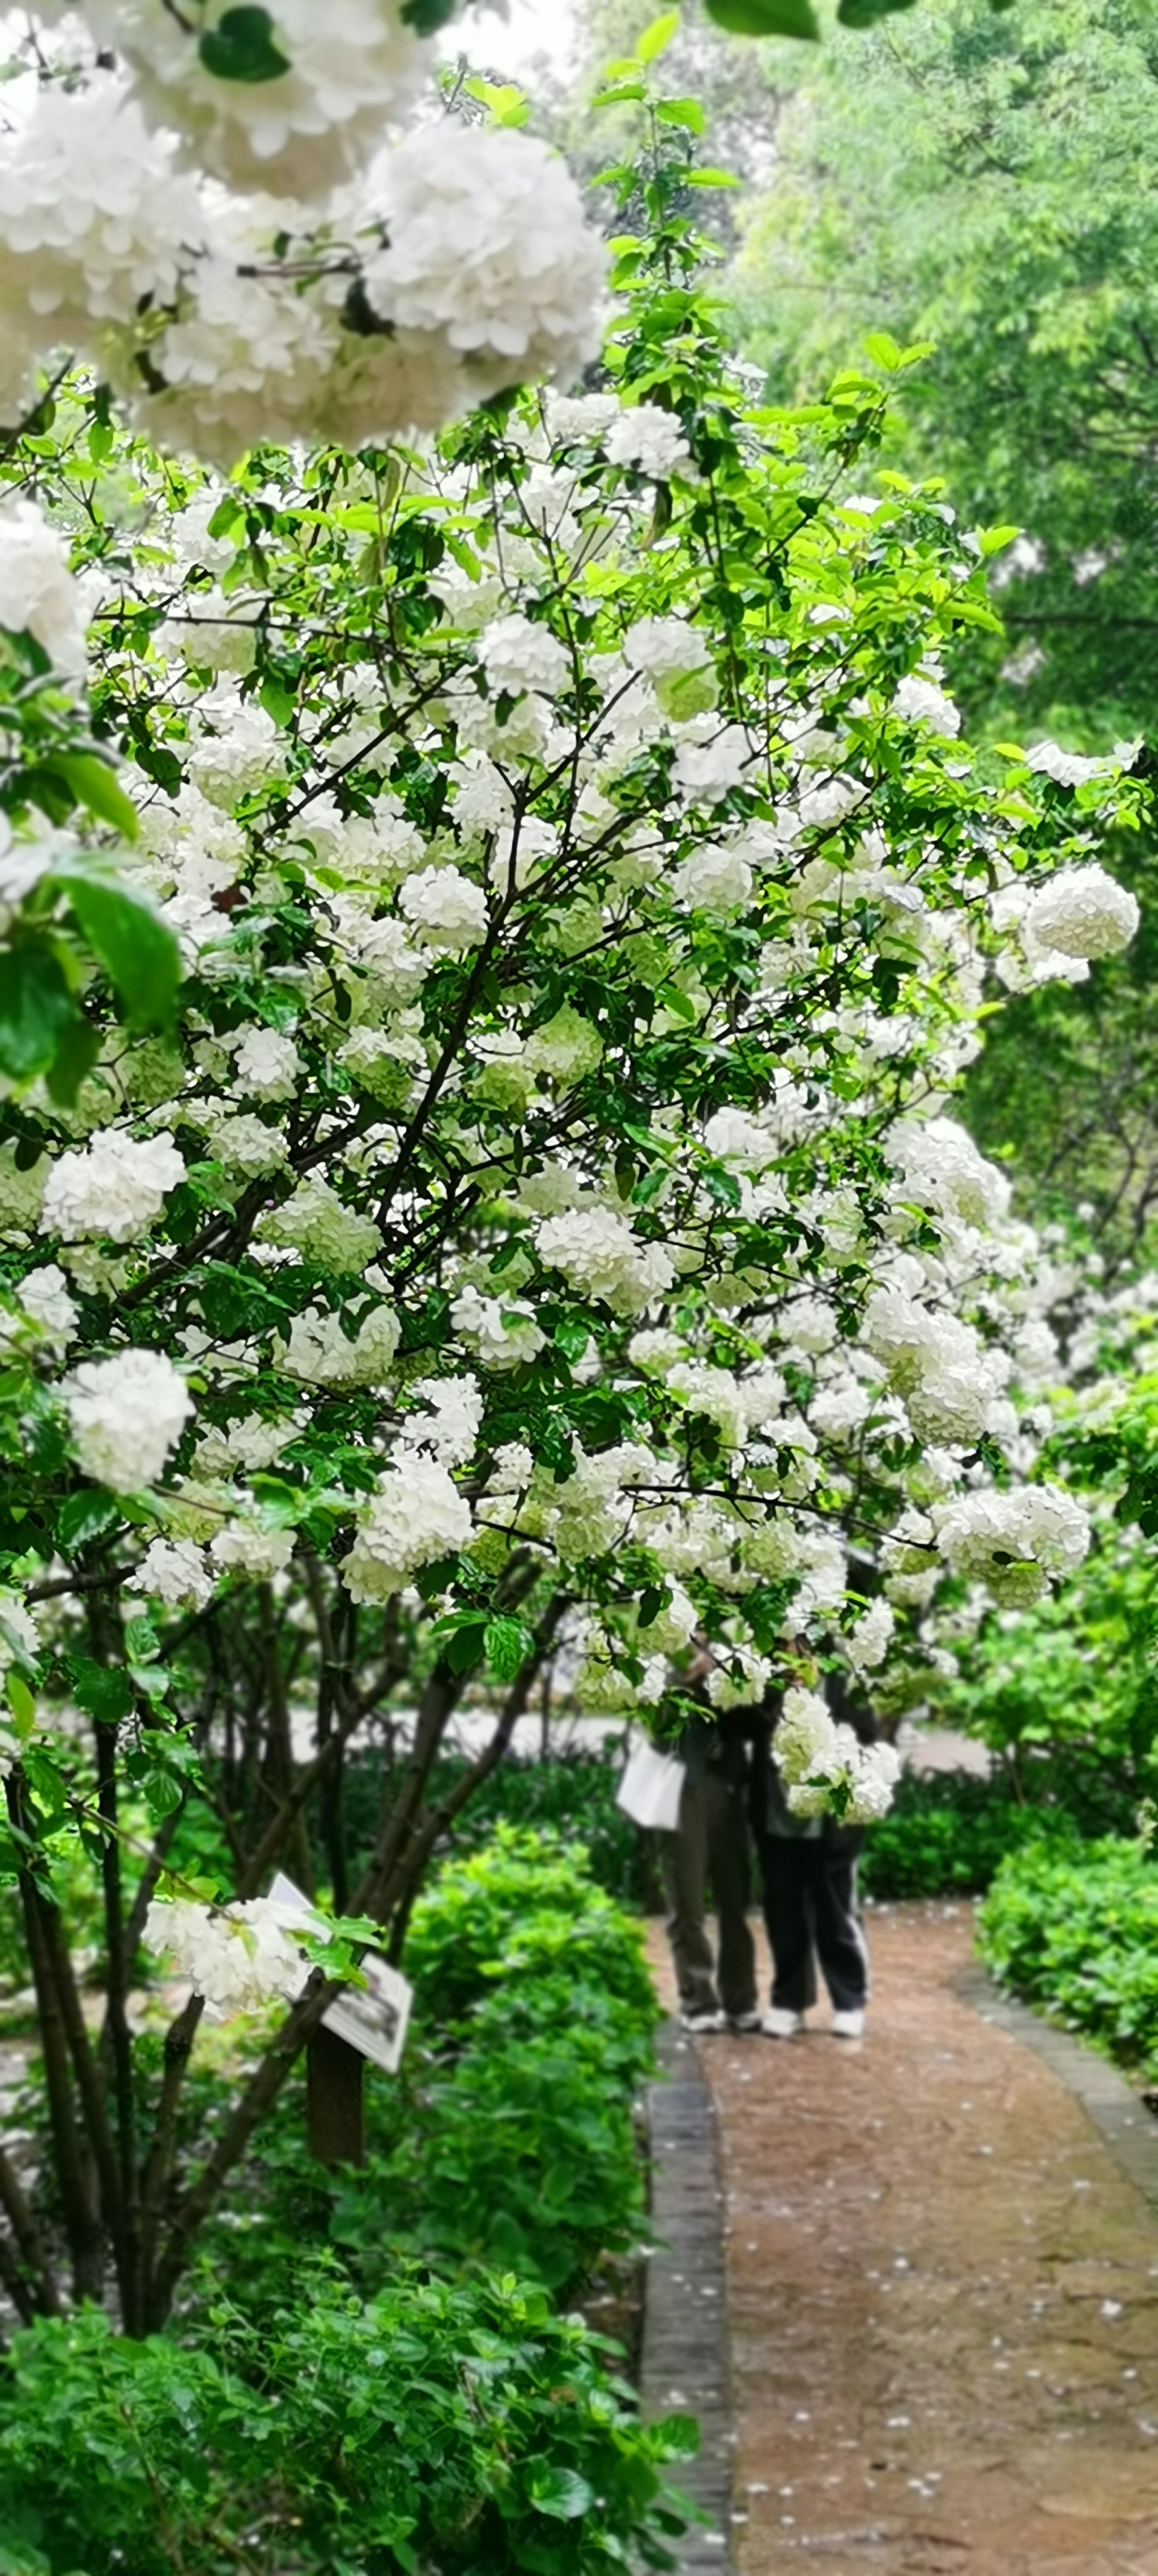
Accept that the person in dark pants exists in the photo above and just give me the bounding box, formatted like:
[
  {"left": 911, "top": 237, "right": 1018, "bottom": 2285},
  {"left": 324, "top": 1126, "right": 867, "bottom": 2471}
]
[
  {"left": 659, "top": 1707, "right": 761, "bottom": 2034},
  {"left": 752, "top": 1672, "right": 873, "bottom": 2040}
]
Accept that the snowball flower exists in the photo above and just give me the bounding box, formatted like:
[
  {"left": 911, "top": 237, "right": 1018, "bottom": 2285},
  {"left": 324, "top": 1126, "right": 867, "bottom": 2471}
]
[
  {"left": 450, "top": 1284, "right": 545, "bottom": 1370},
  {"left": 210, "top": 1521, "right": 296, "bottom": 1580},
  {"left": 0, "top": 497, "right": 88, "bottom": 676},
  {"left": 398, "top": 866, "right": 489, "bottom": 953},
  {"left": 893, "top": 674, "right": 961, "bottom": 737},
  {"left": 282, "top": 1301, "right": 400, "bottom": 1387},
  {"left": 773, "top": 1686, "right": 840, "bottom": 1786},
  {"left": 845, "top": 1740, "right": 902, "bottom": 1825},
  {"left": 1025, "top": 741, "right": 1118, "bottom": 788},
  {"left": 673, "top": 727, "right": 749, "bottom": 803},
  {"left": 233, "top": 1025, "right": 301, "bottom": 1100},
  {"left": 129, "top": 1537, "right": 214, "bottom": 1611},
  {"left": 622, "top": 614, "right": 716, "bottom": 720},
  {"left": 847, "top": 1599, "right": 895, "bottom": 1674},
  {"left": 143, "top": 1894, "right": 313, "bottom": 2020},
  {"left": 604, "top": 403, "right": 691, "bottom": 480},
  {"left": 341, "top": 1453, "right": 472, "bottom": 1604},
  {"left": 477, "top": 612, "right": 571, "bottom": 700},
  {"left": 97, "top": 0, "right": 434, "bottom": 195},
  {"left": 670, "top": 839, "right": 753, "bottom": 917},
  {"left": 410, "top": 1373, "right": 484, "bottom": 1467},
  {"left": 535, "top": 1208, "right": 676, "bottom": 1316},
  {"left": 65, "top": 1349, "right": 193, "bottom": 1491},
  {"left": 262, "top": 1179, "right": 381, "bottom": 1273},
  {"left": 524, "top": 1007, "right": 603, "bottom": 1085},
  {"left": 360, "top": 123, "right": 605, "bottom": 390},
  {"left": 935, "top": 1481, "right": 1092, "bottom": 1608},
  {"left": 18, "top": 1264, "right": 77, "bottom": 1342},
  {"left": 1023, "top": 865, "right": 1139, "bottom": 962},
  {"left": 42, "top": 1132, "right": 186, "bottom": 1244}
]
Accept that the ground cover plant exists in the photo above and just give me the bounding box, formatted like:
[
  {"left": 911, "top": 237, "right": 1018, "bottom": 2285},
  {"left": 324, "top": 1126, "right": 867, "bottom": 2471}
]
[{"left": 978, "top": 1834, "right": 1158, "bottom": 2078}]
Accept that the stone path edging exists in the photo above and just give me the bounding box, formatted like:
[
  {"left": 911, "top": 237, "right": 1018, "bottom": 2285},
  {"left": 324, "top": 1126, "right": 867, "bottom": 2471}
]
[
  {"left": 956, "top": 1957, "right": 1158, "bottom": 2214},
  {"left": 641, "top": 2017, "right": 734, "bottom": 2573}
]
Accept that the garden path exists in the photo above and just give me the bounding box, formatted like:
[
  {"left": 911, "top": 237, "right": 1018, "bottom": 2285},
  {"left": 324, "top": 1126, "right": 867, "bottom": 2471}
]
[{"left": 647, "top": 1903, "right": 1158, "bottom": 2576}]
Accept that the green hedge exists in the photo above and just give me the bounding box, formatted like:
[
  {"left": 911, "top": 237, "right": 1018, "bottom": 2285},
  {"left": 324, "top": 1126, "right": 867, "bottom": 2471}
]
[{"left": 978, "top": 1834, "right": 1158, "bottom": 2073}]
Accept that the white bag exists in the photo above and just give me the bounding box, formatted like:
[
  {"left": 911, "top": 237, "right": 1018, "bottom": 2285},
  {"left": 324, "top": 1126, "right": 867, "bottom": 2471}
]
[{"left": 615, "top": 1741, "right": 686, "bottom": 1832}]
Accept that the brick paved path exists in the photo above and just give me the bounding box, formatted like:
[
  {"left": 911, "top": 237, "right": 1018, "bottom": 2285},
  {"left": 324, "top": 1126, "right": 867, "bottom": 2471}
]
[{"left": 648, "top": 1904, "right": 1158, "bottom": 2576}]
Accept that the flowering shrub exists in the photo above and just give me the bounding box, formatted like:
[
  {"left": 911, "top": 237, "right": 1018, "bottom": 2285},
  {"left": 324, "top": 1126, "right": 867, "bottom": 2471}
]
[{"left": 0, "top": 81, "right": 1145, "bottom": 2333}]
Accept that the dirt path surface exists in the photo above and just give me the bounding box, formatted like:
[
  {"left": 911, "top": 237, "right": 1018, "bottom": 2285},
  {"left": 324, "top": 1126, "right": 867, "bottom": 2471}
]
[{"left": 647, "top": 1903, "right": 1158, "bottom": 2576}]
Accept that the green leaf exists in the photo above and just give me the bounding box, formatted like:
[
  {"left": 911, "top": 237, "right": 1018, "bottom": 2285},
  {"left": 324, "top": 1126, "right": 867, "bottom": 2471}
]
[
  {"left": 198, "top": 6, "right": 290, "bottom": 81},
  {"left": 838, "top": 0, "right": 918, "bottom": 22},
  {"left": 55, "top": 872, "right": 180, "bottom": 1031},
  {"left": 685, "top": 167, "right": 743, "bottom": 187},
  {"left": 400, "top": 0, "right": 458, "bottom": 28},
  {"left": 71, "top": 1657, "right": 133, "bottom": 1724},
  {"left": 5, "top": 1671, "right": 35, "bottom": 1731},
  {"left": 527, "top": 2467, "right": 596, "bottom": 2521},
  {"left": 635, "top": 9, "right": 681, "bottom": 60},
  {"left": 704, "top": 0, "right": 820, "bottom": 35},
  {"left": 45, "top": 1016, "right": 101, "bottom": 1108},
  {"left": 258, "top": 674, "right": 297, "bottom": 728},
  {"left": 656, "top": 97, "right": 706, "bottom": 132},
  {"left": 484, "top": 1616, "right": 535, "bottom": 1683},
  {"left": 52, "top": 752, "right": 139, "bottom": 842},
  {"left": 56, "top": 1491, "right": 119, "bottom": 1556},
  {"left": 0, "top": 942, "right": 76, "bottom": 1080}
]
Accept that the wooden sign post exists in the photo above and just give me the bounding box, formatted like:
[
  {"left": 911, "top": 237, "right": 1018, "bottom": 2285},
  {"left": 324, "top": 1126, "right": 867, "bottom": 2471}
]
[
  {"left": 270, "top": 1873, "right": 414, "bottom": 2174},
  {"left": 307, "top": 2025, "right": 366, "bottom": 2169}
]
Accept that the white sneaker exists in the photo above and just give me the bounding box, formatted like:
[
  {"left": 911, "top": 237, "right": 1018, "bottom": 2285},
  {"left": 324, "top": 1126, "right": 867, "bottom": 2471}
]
[
  {"left": 681, "top": 2008, "right": 725, "bottom": 2033},
  {"left": 762, "top": 2007, "right": 804, "bottom": 2039},
  {"left": 727, "top": 2010, "right": 764, "bottom": 2034},
  {"left": 831, "top": 2010, "right": 865, "bottom": 2039}
]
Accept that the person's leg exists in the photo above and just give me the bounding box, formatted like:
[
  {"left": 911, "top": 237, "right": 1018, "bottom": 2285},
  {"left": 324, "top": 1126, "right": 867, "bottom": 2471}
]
[
  {"left": 807, "top": 1847, "right": 869, "bottom": 2015},
  {"left": 758, "top": 1836, "right": 815, "bottom": 2012},
  {"left": 657, "top": 1780, "right": 720, "bottom": 2017},
  {"left": 703, "top": 1775, "right": 757, "bottom": 2020}
]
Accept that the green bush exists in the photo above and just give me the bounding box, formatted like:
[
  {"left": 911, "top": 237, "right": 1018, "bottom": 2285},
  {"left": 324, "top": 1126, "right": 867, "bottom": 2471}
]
[
  {"left": 0, "top": 2272, "right": 697, "bottom": 2576},
  {"left": 978, "top": 1835, "right": 1158, "bottom": 2071},
  {"left": 859, "top": 1765, "right": 1119, "bottom": 1901},
  {"left": 402, "top": 1823, "right": 660, "bottom": 2037}
]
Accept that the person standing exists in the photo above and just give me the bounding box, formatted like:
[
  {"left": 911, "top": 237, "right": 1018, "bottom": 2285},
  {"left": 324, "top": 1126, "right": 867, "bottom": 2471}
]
[
  {"left": 659, "top": 1704, "right": 761, "bottom": 2034},
  {"left": 753, "top": 1671, "right": 873, "bottom": 2041}
]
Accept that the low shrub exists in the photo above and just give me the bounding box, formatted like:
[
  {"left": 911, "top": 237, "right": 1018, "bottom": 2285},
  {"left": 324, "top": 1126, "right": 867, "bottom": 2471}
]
[
  {"left": 978, "top": 1834, "right": 1158, "bottom": 2071},
  {"left": 0, "top": 2270, "right": 698, "bottom": 2576},
  {"left": 858, "top": 1763, "right": 1126, "bottom": 1900},
  {"left": 402, "top": 1822, "right": 659, "bottom": 2038}
]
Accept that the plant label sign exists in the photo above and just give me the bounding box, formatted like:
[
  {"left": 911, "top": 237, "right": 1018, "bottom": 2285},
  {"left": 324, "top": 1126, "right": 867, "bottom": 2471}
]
[
  {"left": 270, "top": 1872, "right": 412, "bottom": 2074},
  {"left": 616, "top": 1741, "right": 686, "bottom": 1832}
]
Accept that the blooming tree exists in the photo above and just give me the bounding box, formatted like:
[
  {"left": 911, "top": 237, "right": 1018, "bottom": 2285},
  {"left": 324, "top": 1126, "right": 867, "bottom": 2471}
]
[{"left": 0, "top": 94, "right": 1144, "bottom": 2330}]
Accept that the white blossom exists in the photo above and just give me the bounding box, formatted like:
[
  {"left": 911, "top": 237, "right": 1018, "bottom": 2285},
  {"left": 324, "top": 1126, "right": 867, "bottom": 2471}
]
[
  {"left": 143, "top": 1893, "right": 314, "bottom": 2020},
  {"left": 341, "top": 1453, "right": 472, "bottom": 1604},
  {"left": 893, "top": 673, "right": 961, "bottom": 737},
  {"left": 450, "top": 1284, "right": 545, "bottom": 1369},
  {"left": 477, "top": 612, "right": 571, "bottom": 701},
  {"left": 261, "top": 1179, "right": 381, "bottom": 1274},
  {"left": 604, "top": 403, "right": 691, "bottom": 480},
  {"left": 233, "top": 1026, "right": 301, "bottom": 1101},
  {"left": 41, "top": 1132, "right": 186, "bottom": 1244},
  {"left": 129, "top": 1537, "right": 214, "bottom": 1610},
  {"left": 1023, "top": 865, "right": 1139, "bottom": 961},
  {"left": 281, "top": 1301, "right": 400, "bottom": 1388},
  {"left": 398, "top": 866, "right": 489, "bottom": 953},
  {"left": 0, "top": 496, "right": 88, "bottom": 676},
  {"left": 935, "top": 1481, "right": 1091, "bottom": 1607},
  {"left": 210, "top": 1520, "right": 296, "bottom": 1580},
  {"left": 535, "top": 1208, "right": 676, "bottom": 1316},
  {"left": 65, "top": 1348, "right": 192, "bottom": 1491}
]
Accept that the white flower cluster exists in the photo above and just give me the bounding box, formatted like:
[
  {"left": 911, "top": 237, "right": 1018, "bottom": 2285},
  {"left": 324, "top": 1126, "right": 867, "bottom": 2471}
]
[
  {"left": 772, "top": 1685, "right": 901, "bottom": 1826},
  {"left": 0, "top": 496, "right": 89, "bottom": 674},
  {"left": 144, "top": 1892, "right": 315, "bottom": 2020},
  {"left": 341, "top": 1453, "right": 472, "bottom": 1604},
  {"left": 0, "top": 44, "right": 607, "bottom": 465},
  {"left": 41, "top": 1131, "right": 185, "bottom": 1244},
  {"left": 935, "top": 1482, "right": 1092, "bottom": 1608},
  {"left": 64, "top": 1349, "right": 192, "bottom": 1491},
  {"left": 861, "top": 1287, "right": 1008, "bottom": 1445},
  {"left": 536, "top": 1208, "right": 676, "bottom": 1317},
  {"left": 1023, "top": 865, "right": 1140, "bottom": 962}
]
